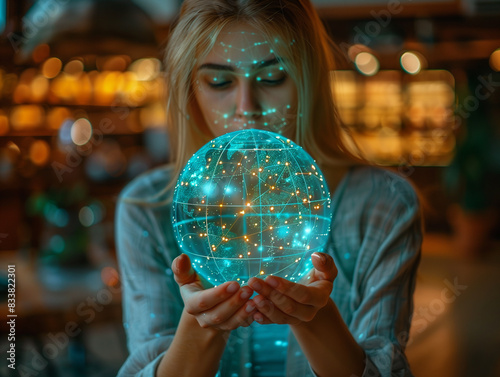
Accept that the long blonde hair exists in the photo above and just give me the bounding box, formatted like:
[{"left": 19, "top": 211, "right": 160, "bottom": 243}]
[{"left": 163, "top": 0, "right": 360, "bottom": 197}]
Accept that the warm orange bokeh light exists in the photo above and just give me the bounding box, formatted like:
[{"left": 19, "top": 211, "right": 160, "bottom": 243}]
[
  {"left": 0, "top": 112, "right": 9, "bottom": 135},
  {"left": 29, "top": 139, "right": 51, "bottom": 166},
  {"left": 30, "top": 75, "right": 49, "bottom": 102},
  {"left": 10, "top": 105, "right": 44, "bottom": 130},
  {"left": 101, "top": 266, "right": 120, "bottom": 287},
  {"left": 47, "top": 107, "right": 72, "bottom": 130},
  {"left": 42, "top": 57, "right": 62, "bottom": 79}
]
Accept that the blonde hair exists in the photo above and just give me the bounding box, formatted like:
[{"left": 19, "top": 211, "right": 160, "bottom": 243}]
[{"left": 163, "top": 0, "right": 360, "bottom": 198}]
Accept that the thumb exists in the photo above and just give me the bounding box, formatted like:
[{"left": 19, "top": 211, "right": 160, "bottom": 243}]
[
  {"left": 172, "top": 253, "right": 197, "bottom": 285},
  {"left": 311, "top": 252, "right": 337, "bottom": 281}
]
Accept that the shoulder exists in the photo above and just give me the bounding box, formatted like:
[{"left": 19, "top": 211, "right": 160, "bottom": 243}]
[
  {"left": 118, "top": 164, "right": 175, "bottom": 203},
  {"left": 336, "top": 165, "right": 421, "bottom": 231},
  {"left": 345, "top": 165, "right": 419, "bottom": 209}
]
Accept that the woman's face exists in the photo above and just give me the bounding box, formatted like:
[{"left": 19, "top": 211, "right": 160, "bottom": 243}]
[{"left": 193, "top": 23, "right": 298, "bottom": 138}]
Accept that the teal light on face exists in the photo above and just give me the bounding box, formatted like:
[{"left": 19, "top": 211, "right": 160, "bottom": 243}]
[{"left": 172, "top": 129, "right": 333, "bottom": 286}]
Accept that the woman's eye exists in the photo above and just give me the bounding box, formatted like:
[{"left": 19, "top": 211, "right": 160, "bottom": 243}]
[
  {"left": 207, "top": 80, "right": 232, "bottom": 89},
  {"left": 257, "top": 72, "right": 287, "bottom": 86},
  {"left": 260, "top": 76, "right": 286, "bottom": 86}
]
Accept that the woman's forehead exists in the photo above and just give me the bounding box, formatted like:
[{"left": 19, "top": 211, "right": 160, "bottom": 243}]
[{"left": 200, "top": 24, "right": 280, "bottom": 71}]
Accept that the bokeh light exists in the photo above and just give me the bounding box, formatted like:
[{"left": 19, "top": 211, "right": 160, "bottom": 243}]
[
  {"left": 44, "top": 202, "right": 69, "bottom": 227},
  {"left": 42, "top": 57, "right": 62, "bottom": 79},
  {"left": 47, "top": 107, "right": 72, "bottom": 130},
  {"left": 401, "top": 52, "right": 422, "bottom": 75},
  {"left": 101, "top": 266, "right": 120, "bottom": 287},
  {"left": 49, "top": 235, "right": 65, "bottom": 253},
  {"left": 129, "top": 58, "right": 161, "bottom": 81},
  {"left": 29, "top": 139, "right": 51, "bottom": 166},
  {"left": 30, "top": 75, "right": 49, "bottom": 102},
  {"left": 64, "top": 59, "right": 84, "bottom": 76},
  {"left": 79, "top": 206, "right": 95, "bottom": 227},
  {"left": 10, "top": 105, "right": 44, "bottom": 130},
  {"left": 0, "top": 110, "right": 9, "bottom": 135},
  {"left": 490, "top": 49, "right": 500, "bottom": 72},
  {"left": 71, "top": 118, "right": 93, "bottom": 146},
  {"left": 354, "top": 52, "right": 380, "bottom": 76}
]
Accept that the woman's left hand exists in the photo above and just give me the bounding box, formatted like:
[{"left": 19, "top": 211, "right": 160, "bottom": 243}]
[{"left": 247, "top": 252, "right": 337, "bottom": 325}]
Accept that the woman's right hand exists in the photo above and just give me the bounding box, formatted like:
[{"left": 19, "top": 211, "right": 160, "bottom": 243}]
[{"left": 172, "top": 253, "right": 257, "bottom": 331}]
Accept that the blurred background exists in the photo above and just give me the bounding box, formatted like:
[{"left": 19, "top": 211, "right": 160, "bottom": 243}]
[{"left": 0, "top": 0, "right": 499, "bottom": 376}]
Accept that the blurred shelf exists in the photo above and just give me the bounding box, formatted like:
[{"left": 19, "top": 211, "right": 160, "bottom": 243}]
[{"left": 0, "top": 130, "right": 143, "bottom": 138}]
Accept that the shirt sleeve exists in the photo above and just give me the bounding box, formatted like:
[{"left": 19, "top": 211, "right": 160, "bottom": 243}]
[
  {"left": 357, "top": 172, "right": 422, "bottom": 377},
  {"left": 332, "top": 168, "right": 423, "bottom": 377},
  {"left": 115, "top": 185, "right": 183, "bottom": 377}
]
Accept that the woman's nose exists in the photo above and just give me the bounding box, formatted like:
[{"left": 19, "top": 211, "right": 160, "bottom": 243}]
[{"left": 235, "top": 82, "right": 261, "bottom": 119}]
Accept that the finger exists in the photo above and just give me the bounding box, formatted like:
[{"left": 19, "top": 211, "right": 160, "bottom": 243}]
[
  {"left": 172, "top": 254, "right": 197, "bottom": 285},
  {"left": 311, "top": 252, "right": 337, "bottom": 281},
  {"left": 253, "top": 310, "right": 273, "bottom": 325},
  {"left": 250, "top": 276, "right": 325, "bottom": 307},
  {"left": 183, "top": 280, "right": 241, "bottom": 314},
  {"left": 249, "top": 279, "right": 316, "bottom": 322},
  {"left": 198, "top": 286, "right": 255, "bottom": 329},
  {"left": 252, "top": 295, "right": 303, "bottom": 325},
  {"left": 265, "top": 275, "right": 332, "bottom": 307}
]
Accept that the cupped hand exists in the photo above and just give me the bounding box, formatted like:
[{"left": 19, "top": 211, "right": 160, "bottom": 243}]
[
  {"left": 172, "top": 253, "right": 257, "bottom": 331},
  {"left": 247, "top": 252, "right": 337, "bottom": 325}
]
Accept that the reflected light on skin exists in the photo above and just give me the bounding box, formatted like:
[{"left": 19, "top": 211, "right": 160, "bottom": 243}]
[{"left": 193, "top": 23, "right": 298, "bottom": 139}]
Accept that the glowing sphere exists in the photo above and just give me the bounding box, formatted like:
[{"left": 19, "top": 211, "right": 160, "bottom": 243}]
[{"left": 172, "top": 129, "right": 332, "bottom": 286}]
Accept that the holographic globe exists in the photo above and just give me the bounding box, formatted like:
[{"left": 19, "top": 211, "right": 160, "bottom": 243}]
[{"left": 172, "top": 129, "right": 332, "bottom": 286}]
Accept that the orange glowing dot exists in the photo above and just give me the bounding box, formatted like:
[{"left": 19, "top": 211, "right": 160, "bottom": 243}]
[
  {"left": 101, "top": 266, "right": 120, "bottom": 287},
  {"left": 29, "top": 139, "right": 50, "bottom": 166},
  {"left": 42, "top": 57, "right": 62, "bottom": 79}
]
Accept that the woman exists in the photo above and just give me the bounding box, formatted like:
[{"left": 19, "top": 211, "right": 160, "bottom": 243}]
[{"left": 116, "top": 1, "right": 422, "bottom": 376}]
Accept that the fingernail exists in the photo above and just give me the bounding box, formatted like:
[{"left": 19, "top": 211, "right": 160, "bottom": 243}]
[
  {"left": 251, "top": 280, "right": 262, "bottom": 290},
  {"left": 266, "top": 277, "right": 278, "bottom": 288},
  {"left": 240, "top": 289, "right": 251, "bottom": 300},
  {"left": 226, "top": 282, "right": 239, "bottom": 293},
  {"left": 256, "top": 298, "right": 266, "bottom": 308},
  {"left": 245, "top": 302, "right": 255, "bottom": 313},
  {"left": 312, "top": 252, "right": 326, "bottom": 265}
]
